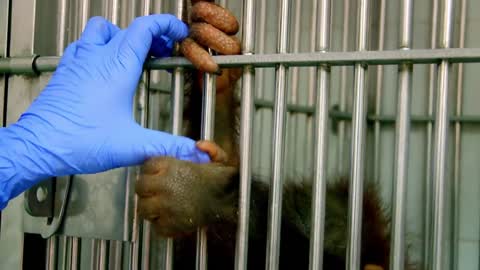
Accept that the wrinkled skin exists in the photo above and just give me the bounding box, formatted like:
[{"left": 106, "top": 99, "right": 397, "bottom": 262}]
[
  {"left": 135, "top": 2, "right": 416, "bottom": 270},
  {"left": 136, "top": 142, "right": 237, "bottom": 238}
]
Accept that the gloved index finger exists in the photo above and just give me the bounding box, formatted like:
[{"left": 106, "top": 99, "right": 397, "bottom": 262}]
[{"left": 120, "top": 14, "right": 189, "bottom": 63}]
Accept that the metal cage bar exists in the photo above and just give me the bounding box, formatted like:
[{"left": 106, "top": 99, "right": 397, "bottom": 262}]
[
  {"left": 196, "top": 57, "right": 217, "bottom": 270},
  {"left": 165, "top": 1, "right": 183, "bottom": 269},
  {"left": 424, "top": 1, "right": 439, "bottom": 267},
  {"left": 431, "top": 0, "right": 454, "bottom": 269},
  {"left": 451, "top": 1, "right": 467, "bottom": 269},
  {"left": 308, "top": 0, "right": 330, "bottom": 269},
  {"left": 305, "top": 0, "right": 319, "bottom": 179},
  {"left": 4, "top": 48, "right": 480, "bottom": 76},
  {"left": 71, "top": 237, "right": 79, "bottom": 270},
  {"left": 373, "top": 0, "right": 386, "bottom": 182},
  {"left": 288, "top": 0, "right": 302, "bottom": 179},
  {"left": 390, "top": 0, "right": 413, "bottom": 269},
  {"left": 234, "top": 0, "right": 255, "bottom": 269},
  {"left": 90, "top": 239, "right": 99, "bottom": 269},
  {"left": 265, "top": 0, "right": 290, "bottom": 268},
  {"left": 109, "top": 240, "right": 123, "bottom": 270},
  {"left": 109, "top": 1, "right": 122, "bottom": 269},
  {"left": 346, "top": 0, "right": 369, "bottom": 269},
  {"left": 337, "top": 0, "right": 351, "bottom": 175},
  {"left": 3, "top": 1, "right": 480, "bottom": 269},
  {"left": 139, "top": 1, "right": 152, "bottom": 269},
  {"left": 195, "top": 3, "right": 219, "bottom": 266},
  {"left": 45, "top": 0, "right": 69, "bottom": 266},
  {"left": 253, "top": 0, "right": 268, "bottom": 175},
  {"left": 99, "top": 239, "right": 108, "bottom": 270},
  {"left": 46, "top": 236, "right": 58, "bottom": 270}
]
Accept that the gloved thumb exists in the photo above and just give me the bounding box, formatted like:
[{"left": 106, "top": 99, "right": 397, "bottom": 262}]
[{"left": 111, "top": 126, "right": 211, "bottom": 169}]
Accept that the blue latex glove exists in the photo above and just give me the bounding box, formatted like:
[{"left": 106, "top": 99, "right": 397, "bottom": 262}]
[{"left": 0, "top": 15, "right": 210, "bottom": 209}]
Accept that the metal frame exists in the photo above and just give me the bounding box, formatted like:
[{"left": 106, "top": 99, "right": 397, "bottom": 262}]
[
  {"left": 1, "top": 0, "right": 480, "bottom": 269},
  {"left": 2, "top": 48, "right": 480, "bottom": 75}
]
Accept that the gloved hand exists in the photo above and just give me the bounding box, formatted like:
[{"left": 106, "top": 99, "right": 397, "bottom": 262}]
[{"left": 0, "top": 14, "right": 210, "bottom": 209}]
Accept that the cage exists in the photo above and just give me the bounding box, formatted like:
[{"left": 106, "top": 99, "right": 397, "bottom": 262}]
[{"left": 0, "top": 0, "right": 479, "bottom": 269}]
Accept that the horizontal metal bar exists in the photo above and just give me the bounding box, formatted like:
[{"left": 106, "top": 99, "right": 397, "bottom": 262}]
[
  {"left": 254, "top": 102, "right": 480, "bottom": 124},
  {"left": 149, "top": 48, "right": 480, "bottom": 68},
  {"left": 2, "top": 48, "right": 480, "bottom": 74},
  {"left": 149, "top": 94, "right": 480, "bottom": 124},
  {"left": 343, "top": 106, "right": 480, "bottom": 124},
  {"left": 328, "top": 108, "right": 480, "bottom": 124}
]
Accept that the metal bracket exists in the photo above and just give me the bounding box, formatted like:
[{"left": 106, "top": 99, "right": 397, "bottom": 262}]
[
  {"left": 24, "top": 179, "right": 55, "bottom": 217},
  {"left": 24, "top": 176, "right": 73, "bottom": 238}
]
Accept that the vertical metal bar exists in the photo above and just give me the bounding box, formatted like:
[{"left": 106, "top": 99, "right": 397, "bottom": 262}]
[
  {"left": 46, "top": 236, "right": 58, "bottom": 270},
  {"left": 98, "top": 240, "right": 108, "bottom": 270},
  {"left": 0, "top": 0, "right": 10, "bottom": 128},
  {"left": 195, "top": 0, "right": 219, "bottom": 262},
  {"left": 139, "top": 81, "right": 151, "bottom": 270},
  {"left": 289, "top": 0, "right": 302, "bottom": 177},
  {"left": 136, "top": 2, "right": 152, "bottom": 270},
  {"left": 390, "top": 1, "right": 413, "bottom": 269},
  {"left": 56, "top": 0, "right": 68, "bottom": 55},
  {"left": 108, "top": 240, "right": 123, "bottom": 270},
  {"left": 308, "top": 0, "right": 330, "bottom": 269},
  {"left": 451, "top": 1, "right": 466, "bottom": 269},
  {"left": 65, "top": 236, "right": 73, "bottom": 270},
  {"left": 305, "top": 0, "right": 319, "bottom": 179},
  {"left": 346, "top": 0, "right": 369, "bottom": 269},
  {"left": 123, "top": 0, "right": 140, "bottom": 269},
  {"left": 130, "top": 236, "right": 140, "bottom": 270},
  {"left": 91, "top": 240, "right": 99, "bottom": 270},
  {"left": 97, "top": 5, "right": 125, "bottom": 270},
  {"left": 71, "top": 237, "right": 79, "bottom": 270},
  {"left": 105, "top": 2, "right": 123, "bottom": 270},
  {"left": 256, "top": 0, "right": 267, "bottom": 56},
  {"left": 139, "top": 81, "right": 152, "bottom": 265},
  {"left": 196, "top": 61, "right": 216, "bottom": 270},
  {"left": 152, "top": 0, "right": 161, "bottom": 15},
  {"left": 254, "top": 0, "right": 267, "bottom": 174},
  {"left": 337, "top": 0, "right": 351, "bottom": 174},
  {"left": 234, "top": 0, "right": 255, "bottom": 269},
  {"left": 164, "top": 227, "right": 174, "bottom": 270},
  {"left": 80, "top": 0, "right": 90, "bottom": 29},
  {"left": 424, "top": 1, "right": 439, "bottom": 268},
  {"left": 61, "top": 2, "right": 89, "bottom": 268},
  {"left": 265, "top": 0, "right": 289, "bottom": 269},
  {"left": 194, "top": 2, "right": 220, "bottom": 268},
  {"left": 373, "top": 0, "right": 386, "bottom": 182},
  {"left": 196, "top": 1, "right": 216, "bottom": 270},
  {"left": 165, "top": 2, "right": 183, "bottom": 269},
  {"left": 111, "top": 0, "right": 119, "bottom": 25},
  {"left": 431, "top": 0, "right": 454, "bottom": 269}
]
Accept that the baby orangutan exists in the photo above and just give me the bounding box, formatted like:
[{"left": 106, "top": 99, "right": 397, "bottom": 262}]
[{"left": 135, "top": 1, "right": 415, "bottom": 269}]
